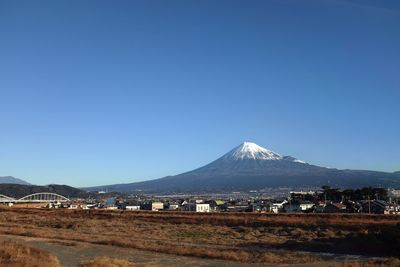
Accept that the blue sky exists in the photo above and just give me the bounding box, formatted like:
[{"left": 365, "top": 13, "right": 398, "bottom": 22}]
[{"left": 0, "top": 0, "right": 399, "bottom": 186}]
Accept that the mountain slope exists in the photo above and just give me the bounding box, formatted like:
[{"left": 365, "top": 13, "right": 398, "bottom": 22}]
[
  {"left": 0, "top": 176, "right": 30, "bottom": 185},
  {"left": 84, "top": 142, "right": 400, "bottom": 193},
  {"left": 0, "top": 184, "right": 86, "bottom": 199}
]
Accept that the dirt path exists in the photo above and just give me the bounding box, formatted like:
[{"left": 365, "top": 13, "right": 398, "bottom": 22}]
[
  {"left": 0, "top": 234, "right": 269, "bottom": 267},
  {"left": 0, "top": 234, "right": 390, "bottom": 267}
]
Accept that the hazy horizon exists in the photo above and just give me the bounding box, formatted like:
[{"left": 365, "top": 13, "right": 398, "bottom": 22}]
[{"left": 1, "top": 0, "right": 399, "bottom": 187}]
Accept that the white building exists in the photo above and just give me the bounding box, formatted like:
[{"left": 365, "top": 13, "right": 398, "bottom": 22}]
[
  {"left": 299, "top": 201, "right": 315, "bottom": 210},
  {"left": 126, "top": 205, "right": 140, "bottom": 211},
  {"left": 284, "top": 200, "right": 315, "bottom": 212},
  {"left": 152, "top": 202, "right": 164, "bottom": 211},
  {"left": 195, "top": 203, "right": 210, "bottom": 213},
  {"left": 269, "top": 200, "right": 288, "bottom": 213}
]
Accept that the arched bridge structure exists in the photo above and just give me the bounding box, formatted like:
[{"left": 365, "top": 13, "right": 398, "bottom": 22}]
[
  {"left": 0, "top": 193, "right": 70, "bottom": 203},
  {"left": 0, "top": 194, "right": 16, "bottom": 203},
  {"left": 17, "top": 193, "right": 70, "bottom": 203}
]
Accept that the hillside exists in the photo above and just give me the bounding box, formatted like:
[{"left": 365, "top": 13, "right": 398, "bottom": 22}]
[
  {"left": 0, "top": 176, "right": 30, "bottom": 185},
  {"left": 0, "top": 184, "right": 87, "bottom": 199}
]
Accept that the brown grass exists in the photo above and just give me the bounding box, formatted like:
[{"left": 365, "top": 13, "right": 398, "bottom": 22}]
[
  {"left": 0, "top": 240, "right": 60, "bottom": 267},
  {"left": 334, "top": 258, "right": 400, "bottom": 267},
  {"left": 80, "top": 256, "right": 132, "bottom": 267},
  {"left": 0, "top": 207, "right": 399, "bottom": 264}
]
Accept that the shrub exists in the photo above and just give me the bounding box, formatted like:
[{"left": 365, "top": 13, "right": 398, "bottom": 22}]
[{"left": 80, "top": 256, "right": 132, "bottom": 267}]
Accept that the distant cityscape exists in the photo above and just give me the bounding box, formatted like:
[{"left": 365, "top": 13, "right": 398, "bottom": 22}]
[{"left": 2, "top": 186, "right": 400, "bottom": 215}]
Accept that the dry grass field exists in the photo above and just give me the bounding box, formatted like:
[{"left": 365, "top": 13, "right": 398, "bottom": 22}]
[
  {"left": 80, "top": 256, "right": 133, "bottom": 267},
  {"left": 0, "top": 240, "right": 61, "bottom": 267},
  {"left": 0, "top": 207, "right": 399, "bottom": 266}
]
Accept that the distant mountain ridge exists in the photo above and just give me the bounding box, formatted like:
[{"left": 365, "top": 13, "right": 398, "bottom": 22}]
[
  {"left": 0, "top": 176, "right": 30, "bottom": 185},
  {"left": 0, "top": 184, "right": 86, "bottom": 199},
  {"left": 84, "top": 142, "right": 400, "bottom": 193}
]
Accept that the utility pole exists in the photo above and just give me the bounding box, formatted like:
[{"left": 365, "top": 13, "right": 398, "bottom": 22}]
[{"left": 368, "top": 195, "right": 371, "bottom": 214}]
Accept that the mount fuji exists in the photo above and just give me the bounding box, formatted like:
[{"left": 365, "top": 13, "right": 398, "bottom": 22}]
[{"left": 84, "top": 142, "right": 400, "bottom": 193}]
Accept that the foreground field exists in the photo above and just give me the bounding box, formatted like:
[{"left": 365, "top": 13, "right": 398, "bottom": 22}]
[
  {"left": 0, "top": 208, "right": 399, "bottom": 266},
  {"left": 0, "top": 235, "right": 269, "bottom": 267},
  {"left": 0, "top": 240, "right": 60, "bottom": 267}
]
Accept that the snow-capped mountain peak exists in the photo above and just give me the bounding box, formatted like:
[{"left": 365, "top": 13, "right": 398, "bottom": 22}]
[
  {"left": 220, "top": 142, "right": 307, "bottom": 163},
  {"left": 223, "top": 142, "right": 283, "bottom": 160}
]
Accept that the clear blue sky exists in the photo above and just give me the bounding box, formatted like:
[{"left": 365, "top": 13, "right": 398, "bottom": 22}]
[{"left": 1, "top": 0, "right": 399, "bottom": 187}]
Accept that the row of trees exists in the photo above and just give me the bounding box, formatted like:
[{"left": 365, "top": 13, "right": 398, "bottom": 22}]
[
  {"left": 319, "top": 186, "right": 388, "bottom": 202},
  {"left": 290, "top": 186, "right": 389, "bottom": 202}
]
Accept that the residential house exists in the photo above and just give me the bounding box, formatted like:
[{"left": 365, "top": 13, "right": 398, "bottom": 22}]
[
  {"left": 361, "top": 200, "right": 400, "bottom": 214},
  {"left": 268, "top": 200, "right": 288, "bottom": 213},
  {"left": 167, "top": 202, "right": 180, "bottom": 210},
  {"left": 314, "top": 202, "right": 348, "bottom": 213},
  {"left": 125, "top": 205, "right": 140, "bottom": 211},
  {"left": 206, "top": 200, "right": 225, "bottom": 211},
  {"left": 223, "top": 202, "right": 250, "bottom": 212},
  {"left": 139, "top": 201, "right": 165, "bottom": 211},
  {"left": 284, "top": 200, "right": 314, "bottom": 212},
  {"left": 119, "top": 201, "right": 141, "bottom": 211},
  {"left": 151, "top": 202, "right": 164, "bottom": 211},
  {"left": 104, "top": 197, "right": 117, "bottom": 208},
  {"left": 185, "top": 203, "right": 210, "bottom": 212},
  {"left": 195, "top": 203, "right": 210, "bottom": 212}
]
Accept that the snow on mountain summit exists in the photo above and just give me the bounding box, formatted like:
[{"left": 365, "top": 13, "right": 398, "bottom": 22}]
[
  {"left": 221, "top": 142, "right": 307, "bottom": 163},
  {"left": 223, "top": 142, "right": 283, "bottom": 160}
]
